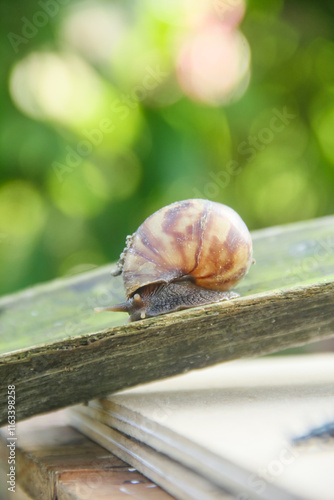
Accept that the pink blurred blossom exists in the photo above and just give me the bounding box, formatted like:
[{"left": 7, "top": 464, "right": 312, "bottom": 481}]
[{"left": 176, "top": 1, "right": 250, "bottom": 105}]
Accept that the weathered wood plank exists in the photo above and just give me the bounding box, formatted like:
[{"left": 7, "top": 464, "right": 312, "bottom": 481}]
[
  {"left": 1, "top": 215, "right": 333, "bottom": 354},
  {"left": 0, "top": 216, "right": 333, "bottom": 426},
  {"left": 0, "top": 411, "right": 173, "bottom": 500}
]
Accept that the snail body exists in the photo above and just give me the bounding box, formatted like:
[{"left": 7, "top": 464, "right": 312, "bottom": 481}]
[{"left": 96, "top": 199, "right": 253, "bottom": 321}]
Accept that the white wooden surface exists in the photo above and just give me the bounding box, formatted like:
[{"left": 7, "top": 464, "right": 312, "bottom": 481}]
[{"left": 70, "top": 355, "right": 334, "bottom": 499}]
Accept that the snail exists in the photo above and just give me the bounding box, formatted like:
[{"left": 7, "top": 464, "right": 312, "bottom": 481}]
[{"left": 95, "top": 199, "right": 253, "bottom": 322}]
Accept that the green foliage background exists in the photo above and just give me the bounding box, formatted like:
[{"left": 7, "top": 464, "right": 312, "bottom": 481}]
[{"left": 0, "top": 0, "right": 334, "bottom": 296}]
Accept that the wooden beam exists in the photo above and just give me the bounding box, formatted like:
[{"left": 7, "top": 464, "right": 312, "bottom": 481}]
[
  {"left": 0, "top": 411, "right": 173, "bottom": 500},
  {"left": 0, "top": 216, "right": 333, "bottom": 426}
]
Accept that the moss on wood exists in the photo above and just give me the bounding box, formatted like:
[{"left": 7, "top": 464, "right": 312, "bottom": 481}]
[{"left": 0, "top": 216, "right": 333, "bottom": 426}]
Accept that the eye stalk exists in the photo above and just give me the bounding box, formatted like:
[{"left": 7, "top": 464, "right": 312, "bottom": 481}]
[{"left": 95, "top": 293, "right": 148, "bottom": 322}]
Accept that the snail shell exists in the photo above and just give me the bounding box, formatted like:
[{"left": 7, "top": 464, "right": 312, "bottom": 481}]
[{"left": 96, "top": 199, "right": 253, "bottom": 321}]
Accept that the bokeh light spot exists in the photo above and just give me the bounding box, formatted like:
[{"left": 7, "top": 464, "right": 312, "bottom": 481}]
[
  {"left": 60, "top": 2, "right": 128, "bottom": 64},
  {"left": 177, "top": 21, "right": 250, "bottom": 105},
  {"left": 0, "top": 180, "right": 46, "bottom": 241},
  {"left": 10, "top": 52, "right": 110, "bottom": 128},
  {"left": 48, "top": 162, "right": 108, "bottom": 218},
  {"left": 237, "top": 153, "right": 319, "bottom": 225},
  {"left": 48, "top": 154, "right": 141, "bottom": 218},
  {"left": 311, "top": 100, "right": 334, "bottom": 165}
]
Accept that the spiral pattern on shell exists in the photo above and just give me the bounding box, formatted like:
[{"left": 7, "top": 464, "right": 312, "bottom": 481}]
[{"left": 119, "top": 199, "right": 252, "bottom": 298}]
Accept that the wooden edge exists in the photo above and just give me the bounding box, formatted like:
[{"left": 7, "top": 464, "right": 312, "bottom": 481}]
[
  {"left": 250, "top": 214, "right": 334, "bottom": 240},
  {"left": 1, "top": 278, "right": 333, "bottom": 363},
  {"left": 0, "top": 279, "right": 333, "bottom": 426}
]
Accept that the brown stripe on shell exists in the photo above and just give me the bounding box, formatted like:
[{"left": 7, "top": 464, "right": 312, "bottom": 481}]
[
  {"left": 189, "top": 202, "right": 229, "bottom": 283},
  {"left": 132, "top": 222, "right": 179, "bottom": 272},
  {"left": 138, "top": 229, "right": 162, "bottom": 256},
  {"left": 161, "top": 204, "right": 188, "bottom": 268},
  {"left": 188, "top": 202, "right": 210, "bottom": 275},
  {"left": 195, "top": 263, "right": 250, "bottom": 291},
  {"left": 127, "top": 246, "right": 164, "bottom": 267},
  {"left": 191, "top": 208, "right": 251, "bottom": 291},
  {"left": 161, "top": 200, "right": 208, "bottom": 277},
  {"left": 223, "top": 221, "right": 246, "bottom": 258}
]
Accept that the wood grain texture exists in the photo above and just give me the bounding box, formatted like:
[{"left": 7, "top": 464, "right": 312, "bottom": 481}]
[
  {"left": 0, "top": 411, "right": 173, "bottom": 500},
  {"left": 0, "top": 216, "right": 333, "bottom": 426}
]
